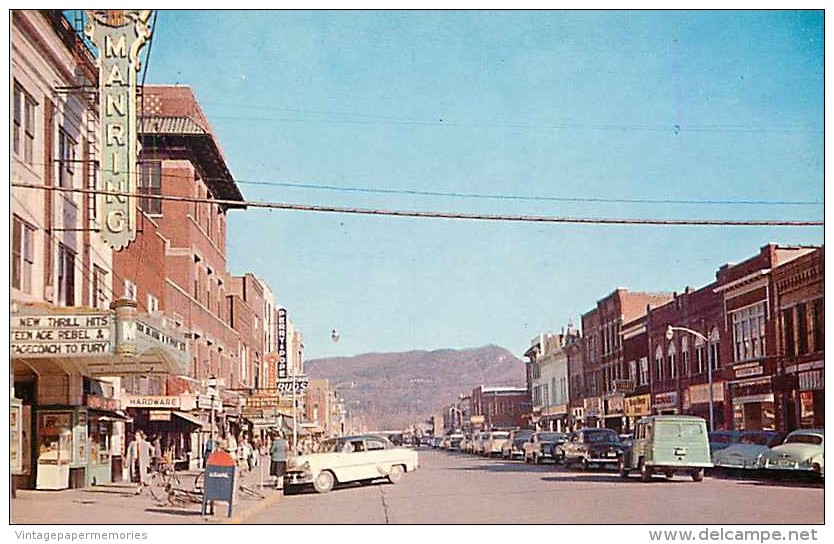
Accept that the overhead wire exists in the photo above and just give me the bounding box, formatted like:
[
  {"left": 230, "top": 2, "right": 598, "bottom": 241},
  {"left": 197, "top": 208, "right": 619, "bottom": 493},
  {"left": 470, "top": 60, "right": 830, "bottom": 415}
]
[{"left": 11, "top": 182, "right": 824, "bottom": 228}]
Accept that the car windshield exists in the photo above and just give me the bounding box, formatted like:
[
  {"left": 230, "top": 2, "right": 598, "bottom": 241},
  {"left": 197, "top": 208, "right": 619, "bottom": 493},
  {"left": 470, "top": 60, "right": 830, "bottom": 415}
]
[
  {"left": 586, "top": 431, "right": 618, "bottom": 443},
  {"left": 656, "top": 422, "right": 704, "bottom": 438},
  {"left": 785, "top": 433, "right": 823, "bottom": 446},
  {"left": 538, "top": 433, "right": 564, "bottom": 442},
  {"left": 492, "top": 432, "right": 509, "bottom": 439}
]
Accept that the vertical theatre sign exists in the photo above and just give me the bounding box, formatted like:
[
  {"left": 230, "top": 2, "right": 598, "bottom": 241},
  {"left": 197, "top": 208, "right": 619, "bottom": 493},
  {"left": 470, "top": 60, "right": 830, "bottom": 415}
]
[
  {"left": 277, "top": 308, "right": 288, "bottom": 379},
  {"left": 85, "top": 10, "right": 153, "bottom": 250}
]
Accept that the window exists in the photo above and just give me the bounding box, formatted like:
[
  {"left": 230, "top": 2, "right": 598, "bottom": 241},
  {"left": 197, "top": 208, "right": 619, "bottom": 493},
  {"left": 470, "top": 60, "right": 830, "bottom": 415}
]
[
  {"left": 668, "top": 343, "right": 677, "bottom": 379},
  {"left": 147, "top": 294, "right": 159, "bottom": 314},
  {"left": 58, "top": 128, "right": 76, "bottom": 188},
  {"left": 732, "top": 303, "right": 766, "bottom": 361},
  {"left": 92, "top": 265, "right": 108, "bottom": 309},
  {"left": 709, "top": 327, "right": 720, "bottom": 371},
  {"left": 639, "top": 357, "right": 649, "bottom": 386},
  {"left": 681, "top": 336, "right": 690, "bottom": 376},
  {"left": 695, "top": 336, "right": 706, "bottom": 374},
  {"left": 13, "top": 83, "right": 36, "bottom": 165},
  {"left": 811, "top": 299, "right": 824, "bottom": 353},
  {"left": 782, "top": 308, "right": 795, "bottom": 357},
  {"left": 654, "top": 345, "right": 664, "bottom": 382},
  {"left": 12, "top": 216, "right": 35, "bottom": 293},
  {"left": 629, "top": 360, "right": 637, "bottom": 383},
  {"left": 138, "top": 161, "right": 162, "bottom": 214},
  {"left": 796, "top": 303, "right": 808, "bottom": 355},
  {"left": 57, "top": 244, "right": 76, "bottom": 306},
  {"left": 124, "top": 279, "right": 137, "bottom": 301}
]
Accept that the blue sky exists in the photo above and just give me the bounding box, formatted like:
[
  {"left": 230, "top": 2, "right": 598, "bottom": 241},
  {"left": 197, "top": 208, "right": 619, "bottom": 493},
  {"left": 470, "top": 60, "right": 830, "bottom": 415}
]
[{"left": 138, "top": 9, "right": 823, "bottom": 360}]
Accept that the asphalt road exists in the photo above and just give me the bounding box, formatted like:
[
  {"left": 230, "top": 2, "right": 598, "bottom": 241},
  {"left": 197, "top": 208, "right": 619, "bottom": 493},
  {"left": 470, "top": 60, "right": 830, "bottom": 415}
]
[{"left": 245, "top": 448, "right": 824, "bottom": 525}]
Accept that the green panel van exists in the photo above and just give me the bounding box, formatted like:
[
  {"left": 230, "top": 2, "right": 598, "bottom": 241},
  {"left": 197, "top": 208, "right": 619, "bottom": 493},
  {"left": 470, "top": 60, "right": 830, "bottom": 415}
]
[{"left": 619, "top": 415, "right": 713, "bottom": 482}]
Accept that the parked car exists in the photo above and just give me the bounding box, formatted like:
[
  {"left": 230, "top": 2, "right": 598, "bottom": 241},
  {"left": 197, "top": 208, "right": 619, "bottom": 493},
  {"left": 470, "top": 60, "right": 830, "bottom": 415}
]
[
  {"left": 448, "top": 433, "right": 465, "bottom": 451},
  {"left": 619, "top": 415, "right": 712, "bottom": 482},
  {"left": 431, "top": 436, "right": 443, "bottom": 449},
  {"left": 284, "top": 434, "right": 419, "bottom": 493},
  {"left": 757, "top": 428, "right": 824, "bottom": 478},
  {"left": 482, "top": 431, "right": 510, "bottom": 457},
  {"left": 563, "top": 428, "right": 625, "bottom": 470},
  {"left": 502, "top": 429, "right": 534, "bottom": 460},
  {"left": 472, "top": 432, "right": 488, "bottom": 455},
  {"left": 712, "top": 431, "right": 783, "bottom": 472},
  {"left": 708, "top": 430, "right": 746, "bottom": 455},
  {"left": 523, "top": 432, "right": 568, "bottom": 464}
]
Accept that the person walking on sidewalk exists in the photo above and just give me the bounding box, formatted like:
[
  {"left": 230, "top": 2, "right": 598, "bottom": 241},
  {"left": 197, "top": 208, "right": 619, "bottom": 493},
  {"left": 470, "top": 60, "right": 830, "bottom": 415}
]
[
  {"left": 269, "top": 432, "right": 288, "bottom": 490},
  {"left": 126, "top": 431, "right": 152, "bottom": 495}
]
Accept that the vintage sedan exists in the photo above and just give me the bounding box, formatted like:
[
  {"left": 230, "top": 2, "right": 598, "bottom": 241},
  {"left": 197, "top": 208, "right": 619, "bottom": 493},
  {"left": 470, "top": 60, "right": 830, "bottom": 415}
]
[
  {"left": 483, "top": 431, "right": 511, "bottom": 457},
  {"left": 757, "top": 428, "right": 824, "bottom": 478},
  {"left": 563, "top": 428, "right": 626, "bottom": 470},
  {"left": 502, "top": 429, "right": 534, "bottom": 460},
  {"left": 284, "top": 434, "right": 419, "bottom": 493},
  {"left": 523, "top": 432, "right": 568, "bottom": 464},
  {"left": 712, "top": 431, "right": 783, "bottom": 472}
]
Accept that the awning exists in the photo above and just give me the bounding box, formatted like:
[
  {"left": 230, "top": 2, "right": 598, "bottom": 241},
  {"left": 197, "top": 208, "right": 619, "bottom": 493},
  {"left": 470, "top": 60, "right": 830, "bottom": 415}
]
[
  {"left": 92, "top": 410, "right": 133, "bottom": 422},
  {"left": 172, "top": 411, "right": 208, "bottom": 429}
]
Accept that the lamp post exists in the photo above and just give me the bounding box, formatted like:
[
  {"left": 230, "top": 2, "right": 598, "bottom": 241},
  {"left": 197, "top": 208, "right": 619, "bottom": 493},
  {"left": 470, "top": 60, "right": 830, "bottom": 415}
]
[
  {"left": 207, "top": 374, "right": 218, "bottom": 449},
  {"left": 666, "top": 326, "right": 714, "bottom": 432}
]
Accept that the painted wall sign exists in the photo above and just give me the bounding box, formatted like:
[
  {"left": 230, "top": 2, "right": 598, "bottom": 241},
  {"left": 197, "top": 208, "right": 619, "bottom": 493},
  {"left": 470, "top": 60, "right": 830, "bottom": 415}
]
[
  {"left": 11, "top": 313, "right": 111, "bottom": 357},
  {"left": 276, "top": 376, "right": 308, "bottom": 395},
  {"left": 84, "top": 10, "right": 152, "bottom": 250}
]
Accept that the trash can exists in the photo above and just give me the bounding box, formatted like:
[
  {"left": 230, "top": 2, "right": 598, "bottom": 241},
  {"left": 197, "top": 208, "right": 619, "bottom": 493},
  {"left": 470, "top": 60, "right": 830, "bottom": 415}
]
[{"left": 201, "top": 450, "right": 236, "bottom": 517}]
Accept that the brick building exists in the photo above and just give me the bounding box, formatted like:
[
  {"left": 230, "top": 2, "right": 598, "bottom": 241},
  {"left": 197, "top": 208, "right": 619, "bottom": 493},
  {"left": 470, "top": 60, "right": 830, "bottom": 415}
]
[
  {"left": 470, "top": 386, "right": 529, "bottom": 430},
  {"left": 580, "top": 289, "right": 674, "bottom": 432}
]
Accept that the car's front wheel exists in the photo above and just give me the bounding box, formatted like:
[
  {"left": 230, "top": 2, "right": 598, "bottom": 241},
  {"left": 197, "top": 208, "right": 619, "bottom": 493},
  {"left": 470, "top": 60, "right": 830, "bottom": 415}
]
[
  {"left": 691, "top": 469, "right": 704, "bottom": 482},
  {"left": 388, "top": 465, "right": 405, "bottom": 484},
  {"left": 313, "top": 470, "right": 335, "bottom": 493},
  {"left": 639, "top": 459, "right": 652, "bottom": 482}
]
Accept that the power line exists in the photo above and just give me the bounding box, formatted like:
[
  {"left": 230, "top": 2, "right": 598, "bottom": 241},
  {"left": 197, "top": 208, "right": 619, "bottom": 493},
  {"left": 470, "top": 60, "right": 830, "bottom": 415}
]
[
  {"left": 19, "top": 158, "right": 823, "bottom": 207},
  {"left": 12, "top": 182, "right": 824, "bottom": 228}
]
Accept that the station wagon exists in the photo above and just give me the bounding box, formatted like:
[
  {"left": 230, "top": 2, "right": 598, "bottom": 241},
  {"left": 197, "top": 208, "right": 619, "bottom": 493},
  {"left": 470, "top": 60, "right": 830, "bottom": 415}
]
[{"left": 619, "top": 415, "right": 712, "bottom": 482}]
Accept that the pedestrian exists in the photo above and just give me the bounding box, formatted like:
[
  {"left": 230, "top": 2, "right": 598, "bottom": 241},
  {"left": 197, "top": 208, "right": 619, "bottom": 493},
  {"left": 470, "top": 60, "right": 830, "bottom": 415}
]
[
  {"left": 151, "top": 435, "right": 163, "bottom": 472},
  {"left": 202, "top": 435, "right": 218, "bottom": 468},
  {"left": 251, "top": 437, "right": 261, "bottom": 468},
  {"left": 269, "top": 432, "right": 288, "bottom": 490},
  {"left": 126, "top": 431, "right": 152, "bottom": 495},
  {"left": 225, "top": 433, "right": 237, "bottom": 457},
  {"left": 240, "top": 437, "right": 253, "bottom": 472}
]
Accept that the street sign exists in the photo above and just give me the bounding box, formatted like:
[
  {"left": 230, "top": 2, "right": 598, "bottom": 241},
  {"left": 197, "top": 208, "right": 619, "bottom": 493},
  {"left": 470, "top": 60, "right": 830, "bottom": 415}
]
[{"left": 276, "top": 377, "right": 308, "bottom": 394}]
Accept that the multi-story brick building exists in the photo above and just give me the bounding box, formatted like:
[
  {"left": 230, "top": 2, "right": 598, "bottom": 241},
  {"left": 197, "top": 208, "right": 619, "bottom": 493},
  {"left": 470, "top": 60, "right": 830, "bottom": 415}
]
[
  {"left": 770, "top": 246, "right": 824, "bottom": 432},
  {"left": 470, "top": 386, "right": 529, "bottom": 430},
  {"left": 580, "top": 289, "right": 674, "bottom": 432}
]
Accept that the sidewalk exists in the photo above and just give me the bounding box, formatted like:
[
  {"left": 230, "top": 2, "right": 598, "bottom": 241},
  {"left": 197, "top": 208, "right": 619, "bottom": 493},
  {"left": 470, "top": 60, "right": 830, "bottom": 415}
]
[{"left": 11, "top": 462, "right": 282, "bottom": 525}]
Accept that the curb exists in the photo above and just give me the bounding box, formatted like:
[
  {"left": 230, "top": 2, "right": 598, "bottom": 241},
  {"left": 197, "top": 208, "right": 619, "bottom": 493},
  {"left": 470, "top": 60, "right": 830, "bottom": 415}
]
[{"left": 224, "top": 486, "right": 284, "bottom": 524}]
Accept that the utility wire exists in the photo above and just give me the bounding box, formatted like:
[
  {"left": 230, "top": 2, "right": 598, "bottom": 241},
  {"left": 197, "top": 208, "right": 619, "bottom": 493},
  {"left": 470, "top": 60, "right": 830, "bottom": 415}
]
[{"left": 12, "top": 182, "right": 824, "bottom": 228}]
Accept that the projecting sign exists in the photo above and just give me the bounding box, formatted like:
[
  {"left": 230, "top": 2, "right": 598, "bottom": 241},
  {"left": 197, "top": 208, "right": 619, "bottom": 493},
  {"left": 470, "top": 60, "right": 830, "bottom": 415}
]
[
  {"left": 276, "top": 377, "right": 308, "bottom": 394},
  {"left": 11, "top": 314, "right": 111, "bottom": 357},
  {"left": 277, "top": 308, "right": 288, "bottom": 378},
  {"left": 84, "top": 10, "right": 153, "bottom": 250}
]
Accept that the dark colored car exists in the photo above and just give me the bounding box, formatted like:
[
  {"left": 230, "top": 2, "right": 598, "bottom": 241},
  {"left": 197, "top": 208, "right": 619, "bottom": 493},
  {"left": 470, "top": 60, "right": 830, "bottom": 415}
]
[{"left": 562, "top": 428, "right": 626, "bottom": 470}]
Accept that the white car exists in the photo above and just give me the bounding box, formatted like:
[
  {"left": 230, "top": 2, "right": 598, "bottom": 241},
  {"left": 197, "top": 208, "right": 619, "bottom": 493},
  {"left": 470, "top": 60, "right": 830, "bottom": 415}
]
[
  {"left": 758, "top": 428, "right": 824, "bottom": 478},
  {"left": 285, "top": 434, "right": 420, "bottom": 493},
  {"left": 484, "top": 431, "right": 510, "bottom": 457}
]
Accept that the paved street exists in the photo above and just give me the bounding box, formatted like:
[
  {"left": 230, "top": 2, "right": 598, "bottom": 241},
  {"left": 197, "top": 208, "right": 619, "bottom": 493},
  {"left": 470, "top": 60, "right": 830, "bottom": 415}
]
[{"left": 246, "top": 449, "right": 824, "bottom": 524}]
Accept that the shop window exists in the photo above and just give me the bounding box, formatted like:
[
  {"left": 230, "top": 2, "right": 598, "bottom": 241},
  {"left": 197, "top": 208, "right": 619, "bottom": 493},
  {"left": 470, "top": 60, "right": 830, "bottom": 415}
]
[{"left": 811, "top": 299, "right": 824, "bottom": 352}]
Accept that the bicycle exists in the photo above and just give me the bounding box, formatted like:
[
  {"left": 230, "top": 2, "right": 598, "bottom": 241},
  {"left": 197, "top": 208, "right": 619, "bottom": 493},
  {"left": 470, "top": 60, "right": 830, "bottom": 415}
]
[{"left": 147, "top": 462, "right": 181, "bottom": 502}]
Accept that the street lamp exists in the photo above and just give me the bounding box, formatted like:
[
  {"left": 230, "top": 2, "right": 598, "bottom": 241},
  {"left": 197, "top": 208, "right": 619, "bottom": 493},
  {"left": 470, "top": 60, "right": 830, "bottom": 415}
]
[
  {"left": 666, "top": 325, "right": 714, "bottom": 432},
  {"left": 207, "top": 374, "right": 218, "bottom": 449}
]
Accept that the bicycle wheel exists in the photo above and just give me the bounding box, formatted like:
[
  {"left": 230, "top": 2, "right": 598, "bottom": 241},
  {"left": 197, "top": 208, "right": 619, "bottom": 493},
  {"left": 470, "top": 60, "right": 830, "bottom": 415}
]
[{"left": 148, "top": 471, "right": 168, "bottom": 501}]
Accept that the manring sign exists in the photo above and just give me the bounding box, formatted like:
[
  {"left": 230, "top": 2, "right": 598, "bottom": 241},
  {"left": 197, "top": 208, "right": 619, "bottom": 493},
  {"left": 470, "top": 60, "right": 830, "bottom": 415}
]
[{"left": 84, "top": 10, "right": 153, "bottom": 250}]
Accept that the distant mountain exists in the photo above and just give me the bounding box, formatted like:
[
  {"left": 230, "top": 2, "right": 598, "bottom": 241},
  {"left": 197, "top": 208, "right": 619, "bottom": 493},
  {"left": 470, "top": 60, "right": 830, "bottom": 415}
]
[{"left": 305, "top": 345, "right": 527, "bottom": 430}]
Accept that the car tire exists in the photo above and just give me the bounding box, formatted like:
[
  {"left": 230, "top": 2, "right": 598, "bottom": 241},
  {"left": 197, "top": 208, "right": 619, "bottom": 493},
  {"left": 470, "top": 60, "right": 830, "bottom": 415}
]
[
  {"left": 639, "top": 459, "right": 652, "bottom": 482},
  {"left": 581, "top": 457, "right": 590, "bottom": 471},
  {"left": 313, "top": 470, "right": 335, "bottom": 493},
  {"left": 692, "top": 468, "right": 704, "bottom": 482},
  {"left": 388, "top": 465, "right": 405, "bottom": 484},
  {"left": 664, "top": 470, "right": 674, "bottom": 480},
  {"left": 534, "top": 453, "right": 540, "bottom": 465},
  {"left": 618, "top": 456, "right": 630, "bottom": 478}
]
